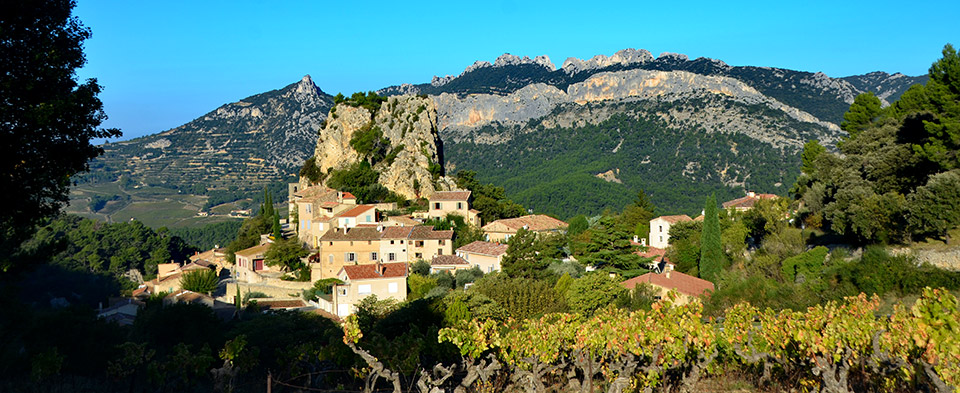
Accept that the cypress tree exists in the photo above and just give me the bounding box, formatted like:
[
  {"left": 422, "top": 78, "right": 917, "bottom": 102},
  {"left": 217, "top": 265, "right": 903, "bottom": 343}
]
[{"left": 699, "top": 194, "right": 723, "bottom": 282}]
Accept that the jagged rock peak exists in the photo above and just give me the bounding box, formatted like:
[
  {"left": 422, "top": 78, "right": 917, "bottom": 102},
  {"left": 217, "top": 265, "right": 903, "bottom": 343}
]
[
  {"left": 431, "top": 75, "right": 456, "bottom": 87},
  {"left": 492, "top": 53, "right": 555, "bottom": 69},
  {"left": 561, "top": 48, "right": 654, "bottom": 74},
  {"left": 295, "top": 74, "right": 319, "bottom": 95},
  {"left": 657, "top": 52, "right": 689, "bottom": 62}
]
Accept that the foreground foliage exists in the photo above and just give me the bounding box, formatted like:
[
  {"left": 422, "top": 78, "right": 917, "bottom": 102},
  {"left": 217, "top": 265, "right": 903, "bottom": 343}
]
[{"left": 343, "top": 289, "right": 960, "bottom": 393}]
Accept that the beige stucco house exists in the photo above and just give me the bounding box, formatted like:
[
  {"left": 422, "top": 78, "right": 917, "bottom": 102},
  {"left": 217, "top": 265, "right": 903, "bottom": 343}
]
[
  {"left": 328, "top": 262, "right": 408, "bottom": 317},
  {"left": 313, "top": 227, "right": 383, "bottom": 279},
  {"left": 456, "top": 241, "right": 509, "bottom": 273},
  {"left": 293, "top": 185, "right": 357, "bottom": 248},
  {"left": 620, "top": 265, "right": 714, "bottom": 305},
  {"left": 648, "top": 215, "right": 693, "bottom": 249},
  {"left": 482, "top": 214, "right": 568, "bottom": 243},
  {"left": 428, "top": 191, "right": 481, "bottom": 226}
]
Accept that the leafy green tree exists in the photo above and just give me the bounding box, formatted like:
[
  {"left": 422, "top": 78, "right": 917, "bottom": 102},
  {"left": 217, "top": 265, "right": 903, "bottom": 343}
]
[
  {"left": 471, "top": 274, "right": 565, "bottom": 319},
  {"left": 501, "top": 228, "right": 548, "bottom": 279},
  {"left": 180, "top": 269, "right": 219, "bottom": 294},
  {"left": 567, "top": 215, "right": 589, "bottom": 236},
  {"left": 1, "top": 0, "right": 122, "bottom": 272},
  {"left": 264, "top": 238, "right": 308, "bottom": 272},
  {"left": 699, "top": 194, "right": 723, "bottom": 282},
  {"left": 781, "top": 246, "right": 828, "bottom": 283},
  {"left": 454, "top": 266, "right": 483, "bottom": 289},
  {"left": 840, "top": 92, "right": 883, "bottom": 140},
  {"left": 572, "top": 215, "right": 643, "bottom": 275},
  {"left": 410, "top": 260, "right": 431, "bottom": 276},
  {"left": 801, "top": 139, "right": 827, "bottom": 175},
  {"left": 909, "top": 44, "right": 960, "bottom": 171},
  {"left": 908, "top": 170, "right": 960, "bottom": 241},
  {"left": 406, "top": 273, "right": 437, "bottom": 300},
  {"left": 565, "top": 273, "right": 626, "bottom": 315}
]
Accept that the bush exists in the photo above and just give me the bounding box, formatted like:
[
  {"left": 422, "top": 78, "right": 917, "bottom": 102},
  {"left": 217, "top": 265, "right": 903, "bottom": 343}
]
[{"left": 179, "top": 269, "right": 219, "bottom": 294}]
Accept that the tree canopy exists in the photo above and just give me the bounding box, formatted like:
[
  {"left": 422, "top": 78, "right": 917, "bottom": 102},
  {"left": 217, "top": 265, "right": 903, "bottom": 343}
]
[{"left": 1, "top": 0, "right": 121, "bottom": 272}]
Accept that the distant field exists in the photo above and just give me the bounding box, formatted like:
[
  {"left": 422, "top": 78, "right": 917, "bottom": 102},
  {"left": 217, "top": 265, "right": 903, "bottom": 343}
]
[{"left": 67, "top": 181, "right": 244, "bottom": 229}]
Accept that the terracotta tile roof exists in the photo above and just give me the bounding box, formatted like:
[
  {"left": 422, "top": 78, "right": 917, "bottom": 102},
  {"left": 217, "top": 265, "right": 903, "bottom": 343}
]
[
  {"left": 342, "top": 192, "right": 357, "bottom": 199},
  {"left": 254, "top": 299, "right": 307, "bottom": 309},
  {"left": 320, "top": 227, "right": 383, "bottom": 241},
  {"left": 157, "top": 271, "right": 183, "bottom": 284},
  {"left": 294, "top": 185, "right": 336, "bottom": 199},
  {"left": 693, "top": 215, "right": 704, "bottom": 222},
  {"left": 430, "top": 190, "right": 472, "bottom": 201},
  {"left": 235, "top": 243, "right": 271, "bottom": 258},
  {"left": 653, "top": 215, "right": 693, "bottom": 224},
  {"left": 340, "top": 205, "right": 376, "bottom": 218},
  {"left": 318, "top": 201, "right": 340, "bottom": 208},
  {"left": 722, "top": 192, "right": 779, "bottom": 209},
  {"left": 386, "top": 215, "right": 420, "bottom": 226},
  {"left": 431, "top": 255, "right": 469, "bottom": 266},
  {"left": 409, "top": 225, "right": 454, "bottom": 240},
  {"left": 621, "top": 271, "right": 714, "bottom": 297},
  {"left": 457, "top": 241, "right": 509, "bottom": 257},
  {"left": 181, "top": 261, "right": 212, "bottom": 271},
  {"left": 311, "top": 308, "right": 342, "bottom": 322},
  {"left": 342, "top": 262, "right": 408, "bottom": 280},
  {"left": 482, "top": 214, "right": 568, "bottom": 232},
  {"left": 381, "top": 226, "right": 413, "bottom": 239},
  {"left": 636, "top": 246, "right": 668, "bottom": 261}
]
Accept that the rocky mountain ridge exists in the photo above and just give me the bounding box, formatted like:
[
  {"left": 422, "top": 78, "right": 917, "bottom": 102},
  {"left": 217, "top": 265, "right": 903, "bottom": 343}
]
[{"left": 86, "top": 75, "right": 333, "bottom": 191}]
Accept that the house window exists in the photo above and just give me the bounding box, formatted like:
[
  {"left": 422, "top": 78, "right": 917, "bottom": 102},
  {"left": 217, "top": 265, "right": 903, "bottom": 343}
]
[
  {"left": 457, "top": 202, "right": 463, "bottom": 209},
  {"left": 415, "top": 240, "right": 424, "bottom": 247},
  {"left": 346, "top": 252, "right": 356, "bottom": 262},
  {"left": 434, "top": 202, "right": 441, "bottom": 209},
  {"left": 328, "top": 255, "right": 333, "bottom": 265},
  {"left": 659, "top": 236, "right": 663, "bottom": 243},
  {"left": 367, "top": 240, "right": 372, "bottom": 245},
  {"left": 350, "top": 241, "right": 354, "bottom": 246},
  {"left": 438, "top": 249, "right": 443, "bottom": 255},
  {"left": 439, "top": 239, "right": 445, "bottom": 246},
  {"left": 306, "top": 204, "right": 311, "bottom": 213},
  {"left": 365, "top": 215, "right": 372, "bottom": 222},
  {"left": 338, "top": 288, "right": 347, "bottom": 296},
  {"left": 388, "top": 252, "right": 396, "bottom": 261},
  {"left": 306, "top": 221, "right": 311, "bottom": 230},
  {"left": 659, "top": 225, "right": 663, "bottom": 232},
  {"left": 329, "top": 242, "right": 333, "bottom": 246},
  {"left": 400, "top": 240, "right": 404, "bottom": 244},
  {"left": 390, "top": 240, "right": 395, "bottom": 245},
  {"left": 371, "top": 252, "right": 378, "bottom": 261},
  {"left": 415, "top": 252, "right": 423, "bottom": 259},
  {"left": 358, "top": 284, "right": 372, "bottom": 295},
  {"left": 388, "top": 282, "right": 398, "bottom": 293}
]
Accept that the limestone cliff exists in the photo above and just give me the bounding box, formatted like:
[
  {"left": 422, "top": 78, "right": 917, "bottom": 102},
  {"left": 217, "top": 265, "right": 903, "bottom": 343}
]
[{"left": 307, "top": 96, "right": 457, "bottom": 200}]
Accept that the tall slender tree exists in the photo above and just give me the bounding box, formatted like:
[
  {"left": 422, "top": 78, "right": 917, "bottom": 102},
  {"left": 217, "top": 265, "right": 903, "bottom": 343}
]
[{"left": 699, "top": 194, "right": 723, "bottom": 282}]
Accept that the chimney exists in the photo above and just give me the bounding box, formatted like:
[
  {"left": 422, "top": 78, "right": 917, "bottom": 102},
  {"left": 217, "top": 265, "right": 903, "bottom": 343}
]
[
  {"left": 641, "top": 238, "right": 647, "bottom": 247},
  {"left": 748, "top": 191, "right": 756, "bottom": 198},
  {"left": 665, "top": 270, "right": 671, "bottom": 279},
  {"left": 376, "top": 261, "right": 384, "bottom": 276},
  {"left": 633, "top": 235, "right": 639, "bottom": 243}
]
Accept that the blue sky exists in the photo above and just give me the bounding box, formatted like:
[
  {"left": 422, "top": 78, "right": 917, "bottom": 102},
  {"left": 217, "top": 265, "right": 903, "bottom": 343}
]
[{"left": 75, "top": 0, "right": 958, "bottom": 141}]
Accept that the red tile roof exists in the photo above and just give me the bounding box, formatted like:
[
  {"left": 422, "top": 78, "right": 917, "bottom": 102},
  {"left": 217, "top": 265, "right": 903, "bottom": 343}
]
[
  {"left": 482, "top": 214, "right": 568, "bottom": 232},
  {"left": 431, "top": 255, "right": 469, "bottom": 266},
  {"left": 722, "top": 193, "right": 779, "bottom": 209},
  {"left": 457, "top": 241, "right": 509, "bottom": 256},
  {"left": 342, "top": 192, "right": 357, "bottom": 199},
  {"left": 621, "top": 271, "right": 714, "bottom": 297},
  {"left": 340, "top": 205, "right": 376, "bottom": 218},
  {"left": 409, "top": 225, "right": 454, "bottom": 240},
  {"left": 342, "top": 262, "right": 408, "bottom": 280},
  {"left": 381, "top": 226, "right": 414, "bottom": 239},
  {"left": 254, "top": 299, "right": 307, "bottom": 309},
  {"left": 429, "top": 190, "right": 472, "bottom": 201},
  {"left": 235, "top": 243, "right": 271, "bottom": 258},
  {"left": 320, "top": 227, "right": 383, "bottom": 241},
  {"left": 636, "top": 246, "right": 668, "bottom": 261},
  {"left": 653, "top": 215, "right": 693, "bottom": 224}
]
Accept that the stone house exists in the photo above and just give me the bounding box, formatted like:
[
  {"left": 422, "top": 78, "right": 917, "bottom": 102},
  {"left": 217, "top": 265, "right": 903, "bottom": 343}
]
[
  {"left": 293, "top": 185, "right": 357, "bottom": 248},
  {"left": 648, "top": 215, "right": 693, "bottom": 249},
  {"left": 481, "top": 214, "right": 569, "bottom": 243},
  {"left": 620, "top": 265, "right": 714, "bottom": 305},
  {"left": 722, "top": 191, "right": 779, "bottom": 212},
  {"left": 430, "top": 255, "right": 471, "bottom": 274},
  {"left": 428, "top": 191, "right": 481, "bottom": 226},
  {"left": 313, "top": 227, "right": 384, "bottom": 279},
  {"left": 456, "top": 241, "right": 509, "bottom": 273},
  {"left": 329, "top": 262, "right": 408, "bottom": 317}
]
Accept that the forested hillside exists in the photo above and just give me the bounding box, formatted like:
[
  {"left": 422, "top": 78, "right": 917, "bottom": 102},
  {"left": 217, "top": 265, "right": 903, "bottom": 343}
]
[{"left": 446, "top": 97, "right": 821, "bottom": 217}]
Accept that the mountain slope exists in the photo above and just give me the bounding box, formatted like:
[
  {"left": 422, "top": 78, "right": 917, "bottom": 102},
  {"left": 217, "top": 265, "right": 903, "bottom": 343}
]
[{"left": 85, "top": 75, "right": 332, "bottom": 193}]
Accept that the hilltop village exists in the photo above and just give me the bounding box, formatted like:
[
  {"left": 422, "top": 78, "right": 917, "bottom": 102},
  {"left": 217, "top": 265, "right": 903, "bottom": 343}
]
[{"left": 111, "top": 183, "right": 778, "bottom": 321}]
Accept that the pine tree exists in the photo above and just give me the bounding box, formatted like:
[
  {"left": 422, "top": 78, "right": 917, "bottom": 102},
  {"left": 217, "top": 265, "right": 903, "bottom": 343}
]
[{"left": 699, "top": 194, "right": 723, "bottom": 283}]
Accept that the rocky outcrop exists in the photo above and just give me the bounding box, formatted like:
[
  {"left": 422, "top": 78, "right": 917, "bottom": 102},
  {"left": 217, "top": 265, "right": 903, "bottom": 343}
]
[
  {"left": 310, "top": 96, "right": 457, "bottom": 199},
  {"left": 562, "top": 48, "right": 654, "bottom": 74},
  {"left": 435, "top": 68, "right": 843, "bottom": 147}
]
